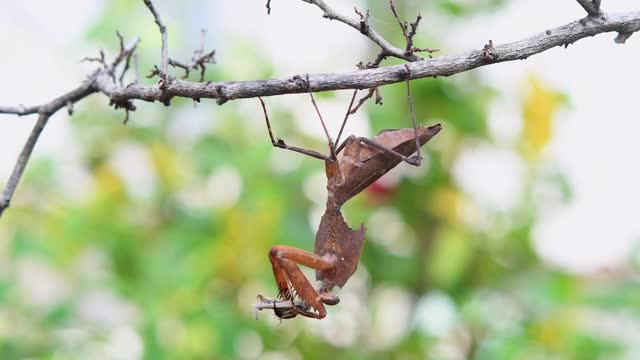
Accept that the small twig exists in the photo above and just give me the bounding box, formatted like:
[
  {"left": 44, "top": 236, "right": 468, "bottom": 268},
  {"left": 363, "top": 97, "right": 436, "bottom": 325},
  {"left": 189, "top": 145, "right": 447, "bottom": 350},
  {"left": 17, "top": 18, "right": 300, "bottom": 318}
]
[
  {"left": 354, "top": 7, "right": 370, "bottom": 34},
  {"left": 405, "top": 13, "right": 422, "bottom": 53},
  {"left": 0, "top": 113, "right": 50, "bottom": 217},
  {"left": 409, "top": 47, "right": 439, "bottom": 57},
  {"left": 266, "top": 0, "right": 272, "bottom": 14},
  {"left": 388, "top": 0, "right": 436, "bottom": 57},
  {"left": 389, "top": 0, "right": 409, "bottom": 40},
  {"left": 116, "top": 31, "right": 125, "bottom": 53},
  {"left": 123, "top": 109, "right": 130, "bottom": 125},
  {"left": 300, "top": 0, "right": 421, "bottom": 62},
  {"left": 167, "top": 59, "right": 190, "bottom": 77},
  {"left": 143, "top": 0, "right": 168, "bottom": 74},
  {"left": 116, "top": 31, "right": 134, "bottom": 85},
  {"left": 614, "top": 31, "right": 633, "bottom": 43},
  {"left": 81, "top": 49, "right": 106, "bottom": 65},
  {"left": 576, "top": 0, "right": 603, "bottom": 16},
  {"left": 133, "top": 54, "right": 140, "bottom": 83},
  {"left": 356, "top": 51, "right": 389, "bottom": 70},
  {"left": 147, "top": 65, "right": 161, "bottom": 79},
  {"left": 119, "top": 52, "right": 134, "bottom": 86},
  {"left": 168, "top": 49, "right": 216, "bottom": 81},
  {"left": 374, "top": 87, "right": 383, "bottom": 104},
  {"left": 0, "top": 104, "right": 39, "bottom": 116},
  {"left": 147, "top": 30, "right": 216, "bottom": 81}
]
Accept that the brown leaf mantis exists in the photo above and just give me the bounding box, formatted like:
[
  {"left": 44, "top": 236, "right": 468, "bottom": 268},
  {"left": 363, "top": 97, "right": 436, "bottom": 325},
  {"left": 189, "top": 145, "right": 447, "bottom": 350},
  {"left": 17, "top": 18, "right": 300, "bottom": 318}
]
[{"left": 254, "top": 78, "right": 441, "bottom": 319}]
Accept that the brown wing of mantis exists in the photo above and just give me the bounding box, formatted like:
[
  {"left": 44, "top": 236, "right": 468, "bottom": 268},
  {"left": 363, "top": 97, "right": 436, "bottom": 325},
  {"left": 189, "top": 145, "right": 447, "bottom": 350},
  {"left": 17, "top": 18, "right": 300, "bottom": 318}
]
[{"left": 332, "top": 124, "right": 441, "bottom": 206}]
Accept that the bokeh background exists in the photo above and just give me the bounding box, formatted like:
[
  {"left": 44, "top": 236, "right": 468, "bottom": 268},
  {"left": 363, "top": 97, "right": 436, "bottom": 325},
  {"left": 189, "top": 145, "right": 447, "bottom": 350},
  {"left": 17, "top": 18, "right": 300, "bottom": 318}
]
[{"left": 2, "top": 0, "right": 640, "bottom": 359}]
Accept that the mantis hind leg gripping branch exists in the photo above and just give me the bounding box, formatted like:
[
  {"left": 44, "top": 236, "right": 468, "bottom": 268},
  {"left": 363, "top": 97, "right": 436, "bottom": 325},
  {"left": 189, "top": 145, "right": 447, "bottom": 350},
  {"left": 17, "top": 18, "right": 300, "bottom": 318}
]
[{"left": 254, "top": 77, "right": 441, "bottom": 319}]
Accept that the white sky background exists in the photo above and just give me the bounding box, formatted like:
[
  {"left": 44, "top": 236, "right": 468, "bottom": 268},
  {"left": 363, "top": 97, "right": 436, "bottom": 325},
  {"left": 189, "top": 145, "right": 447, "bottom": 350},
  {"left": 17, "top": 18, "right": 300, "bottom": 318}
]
[{"left": 1, "top": 0, "right": 639, "bottom": 274}]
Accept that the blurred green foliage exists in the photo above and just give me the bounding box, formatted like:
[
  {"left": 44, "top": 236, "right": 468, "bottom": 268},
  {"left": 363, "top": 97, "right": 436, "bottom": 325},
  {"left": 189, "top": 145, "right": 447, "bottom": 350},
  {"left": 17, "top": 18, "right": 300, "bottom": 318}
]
[{"left": 1, "top": 1, "right": 638, "bottom": 359}]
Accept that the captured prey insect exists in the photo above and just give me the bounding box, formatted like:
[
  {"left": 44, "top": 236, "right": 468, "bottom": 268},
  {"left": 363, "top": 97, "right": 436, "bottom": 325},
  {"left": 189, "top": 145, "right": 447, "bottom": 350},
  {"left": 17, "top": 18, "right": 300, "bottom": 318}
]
[{"left": 254, "top": 80, "right": 441, "bottom": 319}]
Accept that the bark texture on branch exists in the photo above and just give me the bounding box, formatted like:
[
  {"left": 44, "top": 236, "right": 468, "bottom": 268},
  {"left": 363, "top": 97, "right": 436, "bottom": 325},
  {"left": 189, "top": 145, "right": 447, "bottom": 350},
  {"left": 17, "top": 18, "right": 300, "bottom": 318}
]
[{"left": 106, "top": 12, "right": 640, "bottom": 105}]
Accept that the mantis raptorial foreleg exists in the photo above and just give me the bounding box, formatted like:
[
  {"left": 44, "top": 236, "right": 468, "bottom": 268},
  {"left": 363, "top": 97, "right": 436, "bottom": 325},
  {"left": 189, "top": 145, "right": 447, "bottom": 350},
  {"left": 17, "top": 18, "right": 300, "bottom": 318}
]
[{"left": 268, "top": 245, "right": 338, "bottom": 319}]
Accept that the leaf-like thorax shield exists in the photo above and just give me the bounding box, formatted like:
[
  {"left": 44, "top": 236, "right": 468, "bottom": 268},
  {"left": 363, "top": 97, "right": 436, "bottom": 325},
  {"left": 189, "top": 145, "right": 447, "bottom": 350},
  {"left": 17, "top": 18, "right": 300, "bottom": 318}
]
[
  {"left": 314, "top": 208, "right": 366, "bottom": 290},
  {"left": 333, "top": 124, "right": 441, "bottom": 206}
]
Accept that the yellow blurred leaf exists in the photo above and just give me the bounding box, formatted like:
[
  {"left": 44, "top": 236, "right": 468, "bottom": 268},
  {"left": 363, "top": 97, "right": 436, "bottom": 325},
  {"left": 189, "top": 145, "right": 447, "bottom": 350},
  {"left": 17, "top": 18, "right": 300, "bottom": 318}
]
[
  {"left": 206, "top": 197, "right": 281, "bottom": 285},
  {"left": 427, "top": 227, "right": 473, "bottom": 289},
  {"left": 149, "top": 142, "right": 184, "bottom": 189},
  {"left": 181, "top": 320, "right": 219, "bottom": 357},
  {"left": 428, "top": 186, "right": 460, "bottom": 224},
  {"left": 521, "top": 76, "right": 565, "bottom": 159},
  {"left": 93, "top": 163, "right": 126, "bottom": 202},
  {"left": 532, "top": 312, "right": 572, "bottom": 352}
]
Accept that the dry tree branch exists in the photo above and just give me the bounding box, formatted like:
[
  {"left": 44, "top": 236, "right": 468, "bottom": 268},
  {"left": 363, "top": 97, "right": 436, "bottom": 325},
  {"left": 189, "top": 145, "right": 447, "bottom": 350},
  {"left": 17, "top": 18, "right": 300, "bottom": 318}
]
[
  {"left": 3, "top": 11, "right": 639, "bottom": 111},
  {"left": 103, "top": 12, "right": 640, "bottom": 105},
  {"left": 0, "top": 37, "right": 140, "bottom": 217},
  {"left": 1, "top": 0, "right": 640, "bottom": 219}
]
